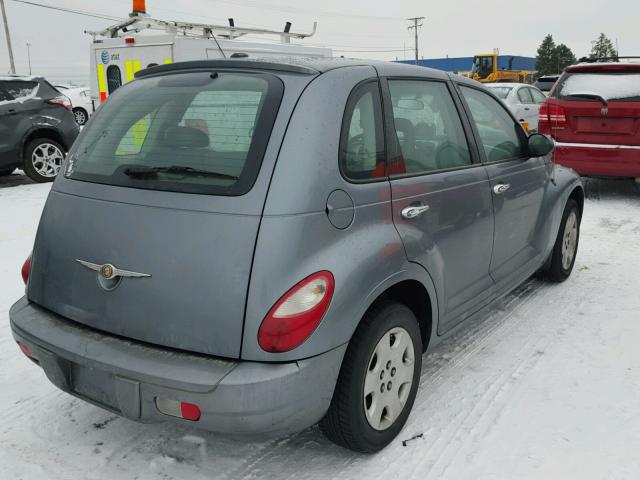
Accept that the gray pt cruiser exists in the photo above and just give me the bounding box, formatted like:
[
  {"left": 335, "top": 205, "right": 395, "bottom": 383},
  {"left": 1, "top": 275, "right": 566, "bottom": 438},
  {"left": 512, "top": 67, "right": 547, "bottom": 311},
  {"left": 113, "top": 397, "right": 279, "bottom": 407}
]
[{"left": 10, "top": 58, "right": 583, "bottom": 453}]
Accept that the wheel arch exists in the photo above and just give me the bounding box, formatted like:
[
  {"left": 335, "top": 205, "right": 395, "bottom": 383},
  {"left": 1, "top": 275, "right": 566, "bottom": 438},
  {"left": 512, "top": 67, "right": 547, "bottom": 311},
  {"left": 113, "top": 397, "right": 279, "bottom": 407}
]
[
  {"left": 375, "top": 280, "right": 433, "bottom": 352},
  {"left": 20, "top": 127, "right": 68, "bottom": 161},
  {"left": 568, "top": 184, "right": 585, "bottom": 217},
  {"left": 356, "top": 265, "right": 439, "bottom": 353}
]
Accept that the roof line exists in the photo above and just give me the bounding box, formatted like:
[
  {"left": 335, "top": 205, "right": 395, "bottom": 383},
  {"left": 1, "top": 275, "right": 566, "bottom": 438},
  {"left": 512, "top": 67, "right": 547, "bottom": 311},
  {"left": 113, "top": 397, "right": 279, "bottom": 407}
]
[{"left": 135, "top": 60, "right": 320, "bottom": 78}]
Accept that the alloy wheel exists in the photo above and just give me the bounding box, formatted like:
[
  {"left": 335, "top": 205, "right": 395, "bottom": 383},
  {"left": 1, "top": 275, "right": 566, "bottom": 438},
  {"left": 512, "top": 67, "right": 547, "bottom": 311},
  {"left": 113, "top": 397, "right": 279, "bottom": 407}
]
[{"left": 31, "top": 143, "right": 64, "bottom": 178}]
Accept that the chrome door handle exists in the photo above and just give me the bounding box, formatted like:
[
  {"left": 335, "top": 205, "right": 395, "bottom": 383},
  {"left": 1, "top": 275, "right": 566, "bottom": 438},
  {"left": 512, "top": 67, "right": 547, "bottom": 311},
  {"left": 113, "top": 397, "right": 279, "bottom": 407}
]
[
  {"left": 401, "top": 204, "right": 430, "bottom": 219},
  {"left": 493, "top": 183, "right": 511, "bottom": 195}
]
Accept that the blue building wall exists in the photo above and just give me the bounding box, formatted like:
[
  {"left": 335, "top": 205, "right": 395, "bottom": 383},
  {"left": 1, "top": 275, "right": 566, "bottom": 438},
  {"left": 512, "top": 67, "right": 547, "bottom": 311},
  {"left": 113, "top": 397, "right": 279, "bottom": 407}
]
[{"left": 396, "top": 56, "right": 537, "bottom": 72}]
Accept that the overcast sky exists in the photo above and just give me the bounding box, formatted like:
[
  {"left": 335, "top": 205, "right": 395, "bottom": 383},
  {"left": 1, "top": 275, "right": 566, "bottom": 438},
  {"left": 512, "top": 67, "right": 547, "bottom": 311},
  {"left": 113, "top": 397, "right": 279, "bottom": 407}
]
[{"left": 1, "top": 0, "right": 639, "bottom": 84}]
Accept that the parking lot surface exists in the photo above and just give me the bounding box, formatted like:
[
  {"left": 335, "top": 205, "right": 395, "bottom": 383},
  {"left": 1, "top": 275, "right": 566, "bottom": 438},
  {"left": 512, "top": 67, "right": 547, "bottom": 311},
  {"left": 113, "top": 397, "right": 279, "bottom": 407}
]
[{"left": 1, "top": 174, "right": 639, "bottom": 480}]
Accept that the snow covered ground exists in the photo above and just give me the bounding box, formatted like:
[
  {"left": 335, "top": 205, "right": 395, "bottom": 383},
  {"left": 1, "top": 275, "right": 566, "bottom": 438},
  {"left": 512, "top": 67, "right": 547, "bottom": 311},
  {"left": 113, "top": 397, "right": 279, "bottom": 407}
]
[{"left": 1, "top": 174, "right": 639, "bottom": 480}]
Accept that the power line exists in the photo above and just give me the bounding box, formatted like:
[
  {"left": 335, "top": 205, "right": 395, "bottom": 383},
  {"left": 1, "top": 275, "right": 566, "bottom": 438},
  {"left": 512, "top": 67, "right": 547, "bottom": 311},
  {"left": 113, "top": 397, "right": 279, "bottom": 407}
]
[
  {"left": 209, "top": 0, "right": 406, "bottom": 21},
  {"left": 106, "top": 0, "right": 408, "bottom": 34},
  {"left": 334, "top": 48, "right": 407, "bottom": 53},
  {"left": 10, "top": 0, "right": 122, "bottom": 21},
  {"left": 8, "top": 0, "right": 412, "bottom": 55}
]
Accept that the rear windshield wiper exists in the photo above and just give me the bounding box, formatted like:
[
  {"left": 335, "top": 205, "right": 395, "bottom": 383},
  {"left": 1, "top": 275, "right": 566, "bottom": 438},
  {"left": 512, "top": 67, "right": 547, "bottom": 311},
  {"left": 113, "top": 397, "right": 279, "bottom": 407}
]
[
  {"left": 124, "top": 165, "right": 239, "bottom": 181},
  {"left": 562, "top": 92, "right": 608, "bottom": 105}
]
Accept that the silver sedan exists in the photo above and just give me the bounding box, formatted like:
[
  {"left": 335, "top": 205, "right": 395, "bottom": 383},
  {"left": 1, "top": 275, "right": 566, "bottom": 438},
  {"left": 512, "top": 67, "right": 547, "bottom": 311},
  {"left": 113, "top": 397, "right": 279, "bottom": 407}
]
[{"left": 485, "top": 83, "right": 547, "bottom": 133}]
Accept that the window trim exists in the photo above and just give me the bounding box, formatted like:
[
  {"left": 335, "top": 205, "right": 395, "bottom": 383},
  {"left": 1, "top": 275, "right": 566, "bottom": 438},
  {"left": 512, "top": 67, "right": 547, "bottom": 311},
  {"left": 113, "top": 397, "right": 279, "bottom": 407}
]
[
  {"left": 338, "top": 78, "right": 388, "bottom": 185},
  {"left": 380, "top": 76, "right": 483, "bottom": 181},
  {"left": 453, "top": 82, "right": 530, "bottom": 165}
]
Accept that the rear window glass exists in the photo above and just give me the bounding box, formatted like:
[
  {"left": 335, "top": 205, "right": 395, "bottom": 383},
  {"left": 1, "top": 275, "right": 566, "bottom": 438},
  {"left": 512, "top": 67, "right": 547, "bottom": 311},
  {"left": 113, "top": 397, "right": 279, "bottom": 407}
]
[
  {"left": 488, "top": 86, "right": 512, "bottom": 99},
  {"left": 0, "top": 80, "right": 39, "bottom": 102},
  {"left": 557, "top": 73, "right": 640, "bottom": 102},
  {"left": 534, "top": 78, "right": 558, "bottom": 92},
  {"left": 65, "top": 71, "right": 283, "bottom": 196}
]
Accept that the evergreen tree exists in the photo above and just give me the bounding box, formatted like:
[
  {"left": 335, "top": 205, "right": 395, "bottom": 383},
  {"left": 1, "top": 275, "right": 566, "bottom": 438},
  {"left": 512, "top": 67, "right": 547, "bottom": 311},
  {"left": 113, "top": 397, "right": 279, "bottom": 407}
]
[
  {"left": 536, "top": 34, "right": 557, "bottom": 76},
  {"left": 555, "top": 44, "right": 577, "bottom": 71},
  {"left": 590, "top": 33, "right": 618, "bottom": 60}
]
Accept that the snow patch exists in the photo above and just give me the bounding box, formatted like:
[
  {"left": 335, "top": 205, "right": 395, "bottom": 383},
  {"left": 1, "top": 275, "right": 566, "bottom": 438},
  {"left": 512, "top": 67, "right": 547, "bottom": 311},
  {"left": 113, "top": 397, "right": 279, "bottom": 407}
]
[{"left": 560, "top": 73, "right": 640, "bottom": 101}]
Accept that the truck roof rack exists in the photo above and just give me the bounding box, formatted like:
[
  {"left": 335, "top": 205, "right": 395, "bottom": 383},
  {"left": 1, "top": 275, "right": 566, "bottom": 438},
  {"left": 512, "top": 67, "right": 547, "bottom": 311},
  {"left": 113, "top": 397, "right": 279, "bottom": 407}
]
[{"left": 85, "top": 13, "right": 317, "bottom": 44}]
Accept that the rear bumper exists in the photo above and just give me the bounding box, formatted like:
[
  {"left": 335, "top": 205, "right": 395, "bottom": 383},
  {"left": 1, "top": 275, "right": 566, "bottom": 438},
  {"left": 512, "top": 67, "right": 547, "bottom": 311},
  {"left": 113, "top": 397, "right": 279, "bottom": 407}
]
[
  {"left": 553, "top": 142, "right": 640, "bottom": 177},
  {"left": 9, "top": 297, "right": 346, "bottom": 437}
]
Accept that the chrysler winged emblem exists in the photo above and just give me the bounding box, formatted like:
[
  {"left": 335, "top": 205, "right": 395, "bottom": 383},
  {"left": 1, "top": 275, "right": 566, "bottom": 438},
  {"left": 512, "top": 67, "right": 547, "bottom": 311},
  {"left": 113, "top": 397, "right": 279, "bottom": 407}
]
[
  {"left": 76, "top": 259, "right": 151, "bottom": 279},
  {"left": 601, "top": 106, "right": 609, "bottom": 116}
]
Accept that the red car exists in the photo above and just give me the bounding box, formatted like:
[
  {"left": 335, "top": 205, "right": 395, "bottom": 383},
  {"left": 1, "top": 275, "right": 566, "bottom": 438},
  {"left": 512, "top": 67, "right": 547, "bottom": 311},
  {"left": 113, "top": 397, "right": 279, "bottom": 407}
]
[{"left": 538, "top": 62, "right": 640, "bottom": 180}]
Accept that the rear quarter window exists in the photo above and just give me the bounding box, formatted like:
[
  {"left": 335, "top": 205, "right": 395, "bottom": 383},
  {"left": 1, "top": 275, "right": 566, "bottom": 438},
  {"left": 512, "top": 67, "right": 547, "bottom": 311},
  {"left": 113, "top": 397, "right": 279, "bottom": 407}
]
[
  {"left": 0, "top": 80, "right": 39, "bottom": 102},
  {"left": 557, "top": 72, "right": 640, "bottom": 102},
  {"left": 65, "top": 71, "right": 283, "bottom": 196}
]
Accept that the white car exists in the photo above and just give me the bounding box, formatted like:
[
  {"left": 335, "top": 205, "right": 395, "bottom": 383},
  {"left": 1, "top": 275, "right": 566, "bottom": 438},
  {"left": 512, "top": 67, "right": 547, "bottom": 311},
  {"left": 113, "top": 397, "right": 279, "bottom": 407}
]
[
  {"left": 485, "top": 83, "right": 546, "bottom": 134},
  {"left": 55, "top": 85, "right": 94, "bottom": 126}
]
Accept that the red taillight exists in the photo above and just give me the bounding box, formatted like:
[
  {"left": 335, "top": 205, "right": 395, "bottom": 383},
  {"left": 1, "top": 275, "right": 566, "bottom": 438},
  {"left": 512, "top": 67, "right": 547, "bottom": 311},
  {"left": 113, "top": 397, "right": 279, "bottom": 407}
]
[
  {"left": 258, "top": 271, "right": 335, "bottom": 353},
  {"left": 18, "top": 341, "right": 33, "bottom": 358},
  {"left": 124, "top": 36, "right": 135, "bottom": 45},
  {"left": 180, "top": 402, "right": 201, "bottom": 421},
  {"left": 48, "top": 96, "right": 72, "bottom": 111},
  {"left": 155, "top": 398, "right": 201, "bottom": 421},
  {"left": 21, "top": 254, "right": 32, "bottom": 284},
  {"left": 538, "top": 102, "right": 567, "bottom": 136}
]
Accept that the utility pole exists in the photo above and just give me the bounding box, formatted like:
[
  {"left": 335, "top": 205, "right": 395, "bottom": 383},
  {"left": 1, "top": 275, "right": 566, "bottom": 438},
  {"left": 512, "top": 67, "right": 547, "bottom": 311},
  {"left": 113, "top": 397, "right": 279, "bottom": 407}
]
[
  {"left": 0, "top": 0, "right": 16, "bottom": 74},
  {"left": 407, "top": 16, "right": 424, "bottom": 65},
  {"left": 26, "top": 42, "right": 31, "bottom": 74}
]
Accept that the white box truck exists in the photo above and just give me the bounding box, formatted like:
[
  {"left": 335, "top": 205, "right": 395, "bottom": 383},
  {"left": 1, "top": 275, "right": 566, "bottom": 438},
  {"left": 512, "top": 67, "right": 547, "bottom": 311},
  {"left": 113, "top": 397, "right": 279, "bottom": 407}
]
[{"left": 87, "top": 0, "right": 331, "bottom": 107}]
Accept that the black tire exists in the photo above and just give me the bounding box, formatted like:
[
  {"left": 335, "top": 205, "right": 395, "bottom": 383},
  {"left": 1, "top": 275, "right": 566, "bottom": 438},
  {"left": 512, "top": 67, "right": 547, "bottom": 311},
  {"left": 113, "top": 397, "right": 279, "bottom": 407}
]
[
  {"left": 544, "top": 199, "right": 581, "bottom": 282},
  {"left": 23, "top": 138, "right": 65, "bottom": 183},
  {"left": 0, "top": 168, "right": 15, "bottom": 176},
  {"left": 73, "top": 107, "right": 88, "bottom": 126},
  {"left": 320, "top": 301, "right": 422, "bottom": 453}
]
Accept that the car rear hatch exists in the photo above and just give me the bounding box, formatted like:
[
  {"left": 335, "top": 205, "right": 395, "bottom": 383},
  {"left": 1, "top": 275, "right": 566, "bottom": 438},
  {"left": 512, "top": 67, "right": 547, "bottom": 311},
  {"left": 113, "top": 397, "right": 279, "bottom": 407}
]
[
  {"left": 545, "top": 64, "right": 640, "bottom": 146},
  {"left": 26, "top": 63, "right": 315, "bottom": 358}
]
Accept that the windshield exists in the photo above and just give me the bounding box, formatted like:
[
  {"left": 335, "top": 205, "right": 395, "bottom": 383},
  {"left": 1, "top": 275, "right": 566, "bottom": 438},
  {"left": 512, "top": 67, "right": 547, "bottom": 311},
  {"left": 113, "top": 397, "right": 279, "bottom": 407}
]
[
  {"left": 487, "top": 86, "right": 512, "bottom": 99},
  {"left": 557, "top": 72, "right": 640, "bottom": 102},
  {"left": 472, "top": 56, "right": 494, "bottom": 79},
  {"left": 65, "top": 71, "right": 283, "bottom": 195}
]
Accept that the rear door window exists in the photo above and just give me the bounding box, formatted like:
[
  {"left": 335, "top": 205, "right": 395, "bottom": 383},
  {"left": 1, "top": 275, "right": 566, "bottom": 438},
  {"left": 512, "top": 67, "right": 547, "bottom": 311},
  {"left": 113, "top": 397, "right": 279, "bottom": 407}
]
[
  {"left": 460, "top": 86, "right": 526, "bottom": 162},
  {"left": 65, "top": 71, "right": 283, "bottom": 196},
  {"left": 340, "top": 81, "right": 385, "bottom": 181},
  {"left": 530, "top": 88, "right": 546, "bottom": 104},
  {"left": 517, "top": 88, "right": 533, "bottom": 104},
  {"left": 388, "top": 80, "right": 472, "bottom": 174},
  {"left": 557, "top": 72, "right": 640, "bottom": 102}
]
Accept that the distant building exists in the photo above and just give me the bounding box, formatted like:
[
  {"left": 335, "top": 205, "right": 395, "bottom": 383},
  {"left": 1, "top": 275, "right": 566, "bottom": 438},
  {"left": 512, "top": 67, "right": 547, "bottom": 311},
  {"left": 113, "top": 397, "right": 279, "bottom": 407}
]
[{"left": 396, "top": 56, "right": 537, "bottom": 73}]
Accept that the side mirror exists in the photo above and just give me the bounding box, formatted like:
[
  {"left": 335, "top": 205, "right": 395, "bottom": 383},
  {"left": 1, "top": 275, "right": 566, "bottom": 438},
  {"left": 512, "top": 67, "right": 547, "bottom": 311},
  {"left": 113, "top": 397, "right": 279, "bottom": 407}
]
[{"left": 527, "top": 133, "right": 554, "bottom": 157}]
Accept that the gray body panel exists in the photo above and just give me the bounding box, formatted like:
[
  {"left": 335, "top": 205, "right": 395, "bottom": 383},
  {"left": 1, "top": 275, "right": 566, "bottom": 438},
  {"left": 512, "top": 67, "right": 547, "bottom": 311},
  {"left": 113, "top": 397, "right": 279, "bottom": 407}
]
[
  {"left": 11, "top": 297, "right": 345, "bottom": 436},
  {"left": 390, "top": 167, "right": 496, "bottom": 334},
  {"left": 484, "top": 157, "right": 549, "bottom": 290},
  {"left": 28, "top": 70, "right": 315, "bottom": 358},
  {"left": 10, "top": 58, "right": 583, "bottom": 436}
]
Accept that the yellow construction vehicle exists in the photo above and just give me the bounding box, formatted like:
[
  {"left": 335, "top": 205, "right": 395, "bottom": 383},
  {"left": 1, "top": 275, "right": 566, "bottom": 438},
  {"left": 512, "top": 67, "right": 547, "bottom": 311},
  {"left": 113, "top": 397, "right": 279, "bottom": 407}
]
[{"left": 469, "top": 53, "right": 531, "bottom": 83}]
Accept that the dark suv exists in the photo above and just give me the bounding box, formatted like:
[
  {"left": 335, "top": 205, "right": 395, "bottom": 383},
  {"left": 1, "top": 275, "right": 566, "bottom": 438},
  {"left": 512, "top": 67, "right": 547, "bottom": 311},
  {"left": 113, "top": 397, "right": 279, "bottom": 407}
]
[
  {"left": 533, "top": 75, "right": 560, "bottom": 95},
  {"left": 0, "top": 76, "right": 79, "bottom": 182}
]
